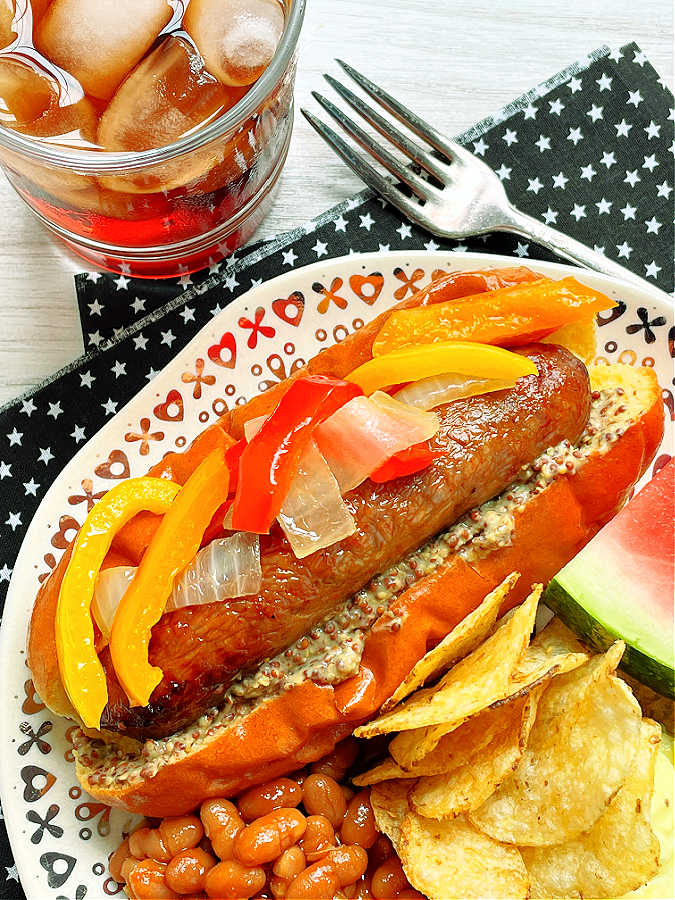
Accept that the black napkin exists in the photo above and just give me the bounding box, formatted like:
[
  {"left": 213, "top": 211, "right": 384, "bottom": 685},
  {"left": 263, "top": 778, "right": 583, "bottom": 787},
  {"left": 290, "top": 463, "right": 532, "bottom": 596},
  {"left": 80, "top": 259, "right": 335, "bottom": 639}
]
[{"left": 0, "top": 41, "right": 672, "bottom": 900}]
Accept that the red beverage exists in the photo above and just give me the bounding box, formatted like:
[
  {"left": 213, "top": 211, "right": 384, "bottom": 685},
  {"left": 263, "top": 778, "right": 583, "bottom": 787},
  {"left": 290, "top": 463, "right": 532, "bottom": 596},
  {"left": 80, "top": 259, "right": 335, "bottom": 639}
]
[{"left": 0, "top": 0, "right": 304, "bottom": 276}]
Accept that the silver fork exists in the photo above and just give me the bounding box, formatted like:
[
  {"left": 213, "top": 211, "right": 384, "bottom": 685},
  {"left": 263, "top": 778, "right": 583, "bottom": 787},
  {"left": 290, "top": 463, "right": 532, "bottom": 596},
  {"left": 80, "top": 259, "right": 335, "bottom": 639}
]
[{"left": 302, "top": 61, "right": 667, "bottom": 297}]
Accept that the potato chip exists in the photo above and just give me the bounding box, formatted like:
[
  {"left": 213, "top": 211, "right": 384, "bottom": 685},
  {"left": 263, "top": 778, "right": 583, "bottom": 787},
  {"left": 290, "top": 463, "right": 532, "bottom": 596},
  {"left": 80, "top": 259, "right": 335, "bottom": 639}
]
[
  {"left": 469, "top": 643, "right": 642, "bottom": 846},
  {"left": 392, "top": 694, "right": 528, "bottom": 774},
  {"left": 410, "top": 686, "right": 544, "bottom": 820},
  {"left": 630, "top": 733, "right": 674, "bottom": 899},
  {"left": 353, "top": 756, "right": 417, "bottom": 787},
  {"left": 511, "top": 616, "right": 590, "bottom": 684},
  {"left": 370, "top": 779, "right": 413, "bottom": 851},
  {"left": 389, "top": 599, "right": 592, "bottom": 769},
  {"left": 380, "top": 573, "right": 519, "bottom": 713},
  {"left": 521, "top": 719, "right": 662, "bottom": 897},
  {"left": 621, "top": 671, "right": 675, "bottom": 735},
  {"left": 354, "top": 586, "right": 539, "bottom": 741},
  {"left": 398, "top": 812, "right": 530, "bottom": 900},
  {"left": 356, "top": 694, "right": 532, "bottom": 786}
]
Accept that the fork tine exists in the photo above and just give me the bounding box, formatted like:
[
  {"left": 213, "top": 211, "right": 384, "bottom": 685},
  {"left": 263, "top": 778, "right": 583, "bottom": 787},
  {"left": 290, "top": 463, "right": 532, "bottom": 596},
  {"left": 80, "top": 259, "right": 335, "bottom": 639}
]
[
  {"left": 301, "top": 108, "right": 425, "bottom": 223},
  {"left": 336, "top": 59, "right": 476, "bottom": 165},
  {"left": 311, "top": 91, "right": 438, "bottom": 201},
  {"left": 323, "top": 74, "right": 449, "bottom": 183}
]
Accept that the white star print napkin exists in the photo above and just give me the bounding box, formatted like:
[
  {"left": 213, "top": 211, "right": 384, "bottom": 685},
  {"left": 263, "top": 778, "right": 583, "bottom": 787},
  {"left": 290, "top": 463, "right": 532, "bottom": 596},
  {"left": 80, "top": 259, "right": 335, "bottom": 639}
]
[{"left": 0, "top": 39, "right": 673, "bottom": 900}]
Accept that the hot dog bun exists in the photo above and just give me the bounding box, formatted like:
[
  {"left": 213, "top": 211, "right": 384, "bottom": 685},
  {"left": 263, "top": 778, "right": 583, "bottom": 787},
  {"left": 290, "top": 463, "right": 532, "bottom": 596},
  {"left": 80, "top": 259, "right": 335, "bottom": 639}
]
[
  {"left": 26, "top": 268, "right": 664, "bottom": 815},
  {"left": 66, "top": 362, "right": 661, "bottom": 816}
]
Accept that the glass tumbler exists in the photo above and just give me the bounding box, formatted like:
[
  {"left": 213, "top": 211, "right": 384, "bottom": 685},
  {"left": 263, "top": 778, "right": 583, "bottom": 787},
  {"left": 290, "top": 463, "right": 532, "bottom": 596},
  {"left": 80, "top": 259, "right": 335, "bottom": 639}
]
[{"left": 0, "top": 0, "right": 306, "bottom": 278}]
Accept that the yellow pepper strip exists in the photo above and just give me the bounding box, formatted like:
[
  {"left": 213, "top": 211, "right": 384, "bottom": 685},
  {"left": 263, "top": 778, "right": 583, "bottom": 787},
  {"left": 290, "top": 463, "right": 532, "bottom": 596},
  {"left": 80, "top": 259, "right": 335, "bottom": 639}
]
[
  {"left": 372, "top": 276, "right": 617, "bottom": 356},
  {"left": 345, "top": 341, "right": 538, "bottom": 395},
  {"left": 109, "top": 449, "right": 230, "bottom": 709},
  {"left": 55, "top": 478, "right": 181, "bottom": 730}
]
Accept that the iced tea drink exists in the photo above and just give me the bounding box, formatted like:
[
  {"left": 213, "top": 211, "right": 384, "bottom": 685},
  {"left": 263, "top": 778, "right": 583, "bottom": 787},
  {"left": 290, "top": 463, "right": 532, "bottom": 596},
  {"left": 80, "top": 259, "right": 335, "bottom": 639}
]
[{"left": 0, "top": 0, "right": 304, "bottom": 276}]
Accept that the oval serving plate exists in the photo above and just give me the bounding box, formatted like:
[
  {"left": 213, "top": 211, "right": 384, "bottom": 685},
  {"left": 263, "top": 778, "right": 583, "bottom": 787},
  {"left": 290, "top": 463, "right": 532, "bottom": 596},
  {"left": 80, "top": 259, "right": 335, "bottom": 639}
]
[{"left": 1, "top": 250, "right": 672, "bottom": 899}]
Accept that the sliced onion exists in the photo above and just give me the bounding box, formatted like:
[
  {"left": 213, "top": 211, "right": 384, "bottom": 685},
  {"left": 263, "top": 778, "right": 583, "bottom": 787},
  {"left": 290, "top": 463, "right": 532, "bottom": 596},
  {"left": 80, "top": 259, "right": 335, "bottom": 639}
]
[
  {"left": 394, "top": 373, "right": 517, "bottom": 410},
  {"left": 314, "top": 392, "right": 439, "bottom": 493},
  {"left": 278, "top": 440, "right": 356, "bottom": 558},
  {"left": 92, "top": 566, "right": 135, "bottom": 640},
  {"left": 91, "top": 534, "right": 262, "bottom": 634},
  {"left": 168, "top": 532, "right": 262, "bottom": 609}
]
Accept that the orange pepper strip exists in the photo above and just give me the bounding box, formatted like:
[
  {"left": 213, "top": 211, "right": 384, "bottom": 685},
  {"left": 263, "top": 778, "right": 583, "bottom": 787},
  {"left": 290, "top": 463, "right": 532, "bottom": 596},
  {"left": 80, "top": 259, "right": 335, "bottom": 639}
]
[
  {"left": 111, "top": 424, "right": 235, "bottom": 565},
  {"left": 55, "top": 478, "right": 181, "bottom": 730},
  {"left": 109, "top": 448, "right": 230, "bottom": 709},
  {"left": 372, "top": 277, "right": 617, "bottom": 356}
]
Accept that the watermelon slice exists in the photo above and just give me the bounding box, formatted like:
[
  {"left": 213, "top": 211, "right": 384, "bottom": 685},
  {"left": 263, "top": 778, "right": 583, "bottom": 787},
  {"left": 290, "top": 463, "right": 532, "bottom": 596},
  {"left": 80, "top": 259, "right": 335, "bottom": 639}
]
[{"left": 544, "top": 458, "right": 674, "bottom": 699}]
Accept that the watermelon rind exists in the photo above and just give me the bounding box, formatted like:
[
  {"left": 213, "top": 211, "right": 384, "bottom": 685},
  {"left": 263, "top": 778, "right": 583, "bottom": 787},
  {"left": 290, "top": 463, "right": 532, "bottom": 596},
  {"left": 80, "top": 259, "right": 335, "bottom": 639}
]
[{"left": 544, "top": 577, "right": 675, "bottom": 700}]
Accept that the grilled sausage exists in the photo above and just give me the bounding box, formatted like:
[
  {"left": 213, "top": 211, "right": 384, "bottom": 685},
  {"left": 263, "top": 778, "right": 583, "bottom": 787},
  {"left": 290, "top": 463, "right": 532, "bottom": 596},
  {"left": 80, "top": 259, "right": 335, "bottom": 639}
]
[{"left": 98, "top": 344, "right": 590, "bottom": 739}]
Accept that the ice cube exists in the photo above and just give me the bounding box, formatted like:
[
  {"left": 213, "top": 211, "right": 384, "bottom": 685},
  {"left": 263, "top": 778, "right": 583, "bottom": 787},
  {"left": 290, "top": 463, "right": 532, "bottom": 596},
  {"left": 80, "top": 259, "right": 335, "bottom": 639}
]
[
  {"left": 0, "top": 0, "right": 16, "bottom": 49},
  {"left": 98, "top": 35, "right": 246, "bottom": 193},
  {"left": 0, "top": 55, "right": 98, "bottom": 142},
  {"left": 0, "top": 56, "right": 55, "bottom": 126},
  {"left": 36, "top": 0, "right": 172, "bottom": 99},
  {"left": 184, "top": 0, "right": 284, "bottom": 87}
]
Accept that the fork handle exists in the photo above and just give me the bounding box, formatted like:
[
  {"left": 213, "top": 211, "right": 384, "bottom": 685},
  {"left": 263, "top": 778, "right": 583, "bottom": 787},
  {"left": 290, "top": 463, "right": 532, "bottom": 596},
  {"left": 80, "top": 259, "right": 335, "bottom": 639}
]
[{"left": 500, "top": 208, "right": 671, "bottom": 300}]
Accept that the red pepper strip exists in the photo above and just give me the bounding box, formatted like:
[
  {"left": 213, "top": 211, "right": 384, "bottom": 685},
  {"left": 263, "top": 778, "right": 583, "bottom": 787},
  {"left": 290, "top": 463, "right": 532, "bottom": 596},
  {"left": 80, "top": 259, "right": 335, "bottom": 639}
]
[
  {"left": 225, "top": 438, "right": 246, "bottom": 495},
  {"left": 370, "top": 442, "right": 439, "bottom": 483},
  {"left": 231, "top": 375, "right": 362, "bottom": 533}
]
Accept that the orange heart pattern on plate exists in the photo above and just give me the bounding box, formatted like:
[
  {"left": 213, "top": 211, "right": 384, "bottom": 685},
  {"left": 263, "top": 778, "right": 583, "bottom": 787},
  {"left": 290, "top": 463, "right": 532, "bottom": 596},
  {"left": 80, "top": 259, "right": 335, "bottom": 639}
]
[
  {"left": 349, "top": 272, "right": 384, "bottom": 305},
  {"left": 208, "top": 331, "right": 237, "bottom": 368},
  {"left": 94, "top": 449, "right": 130, "bottom": 480},
  {"left": 153, "top": 389, "right": 185, "bottom": 422},
  {"left": 272, "top": 291, "right": 305, "bottom": 326}
]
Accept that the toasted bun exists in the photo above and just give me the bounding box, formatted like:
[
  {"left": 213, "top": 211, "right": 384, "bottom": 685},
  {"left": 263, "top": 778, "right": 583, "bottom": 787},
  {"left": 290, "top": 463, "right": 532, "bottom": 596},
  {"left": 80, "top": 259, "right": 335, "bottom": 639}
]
[{"left": 68, "top": 364, "right": 663, "bottom": 816}]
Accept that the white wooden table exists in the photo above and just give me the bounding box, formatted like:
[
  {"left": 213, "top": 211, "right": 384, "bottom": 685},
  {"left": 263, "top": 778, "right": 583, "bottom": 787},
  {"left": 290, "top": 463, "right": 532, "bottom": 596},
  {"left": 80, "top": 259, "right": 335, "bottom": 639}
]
[{"left": 0, "top": 0, "right": 671, "bottom": 404}]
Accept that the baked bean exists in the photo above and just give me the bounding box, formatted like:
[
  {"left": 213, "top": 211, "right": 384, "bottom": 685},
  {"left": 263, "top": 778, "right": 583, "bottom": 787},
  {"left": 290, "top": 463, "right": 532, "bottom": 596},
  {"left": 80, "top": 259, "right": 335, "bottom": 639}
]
[
  {"left": 234, "top": 809, "right": 307, "bottom": 866},
  {"left": 121, "top": 857, "right": 142, "bottom": 883},
  {"left": 325, "top": 846, "right": 368, "bottom": 887},
  {"left": 204, "top": 860, "right": 266, "bottom": 899},
  {"left": 286, "top": 859, "right": 340, "bottom": 899},
  {"left": 340, "top": 791, "right": 378, "bottom": 850},
  {"left": 371, "top": 859, "right": 409, "bottom": 899},
  {"left": 310, "top": 740, "right": 359, "bottom": 781},
  {"left": 127, "top": 859, "right": 179, "bottom": 899},
  {"left": 165, "top": 847, "right": 216, "bottom": 894},
  {"left": 238, "top": 778, "right": 303, "bottom": 821},
  {"left": 159, "top": 817, "right": 204, "bottom": 857},
  {"left": 369, "top": 835, "right": 394, "bottom": 869},
  {"left": 394, "top": 891, "right": 424, "bottom": 898},
  {"left": 130, "top": 827, "right": 172, "bottom": 863},
  {"left": 109, "top": 837, "right": 135, "bottom": 883},
  {"left": 270, "top": 874, "right": 290, "bottom": 898},
  {"left": 200, "top": 799, "right": 245, "bottom": 861},
  {"left": 273, "top": 846, "right": 306, "bottom": 880},
  {"left": 299, "top": 815, "right": 335, "bottom": 862},
  {"left": 302, "top": 774, "right": 347, "bottom": 828}
]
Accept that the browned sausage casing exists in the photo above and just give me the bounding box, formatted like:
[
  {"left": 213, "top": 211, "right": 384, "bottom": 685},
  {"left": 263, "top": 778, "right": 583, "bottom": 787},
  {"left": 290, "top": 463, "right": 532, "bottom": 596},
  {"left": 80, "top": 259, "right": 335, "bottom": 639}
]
[{"left": 100, "top": 344, "right": 590, "bottom": 739}]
